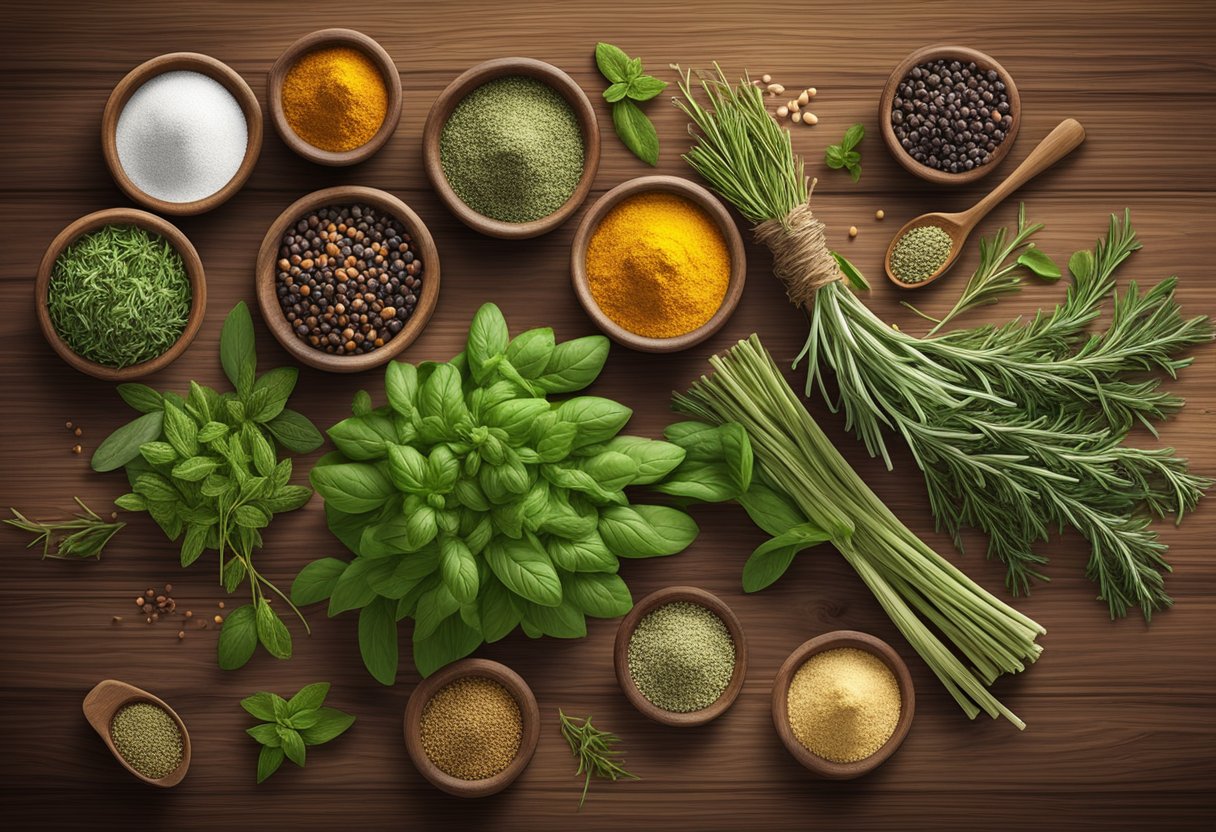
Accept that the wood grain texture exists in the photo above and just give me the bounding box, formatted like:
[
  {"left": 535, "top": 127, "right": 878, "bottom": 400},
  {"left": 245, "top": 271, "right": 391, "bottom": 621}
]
[{"left": 1, "top": 0, "right": 1213, "bottom": 829}]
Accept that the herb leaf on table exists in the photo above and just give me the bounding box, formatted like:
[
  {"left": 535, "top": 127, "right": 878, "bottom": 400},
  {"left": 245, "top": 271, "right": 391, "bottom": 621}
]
[
  {"left": 4, "top": 498, "right": 125, "bottom": 559},
  {"left": 243, "top": 683, "right": 354, "bottom": 783},
  {"left": 558, "top": 710, "right": 639, "bottom": 808},
  {"left": 594, "top": 43, "right": 667, "bottom": 166},
  {"left": 824, "top": 123, "right": 864, "bottom": 182}
]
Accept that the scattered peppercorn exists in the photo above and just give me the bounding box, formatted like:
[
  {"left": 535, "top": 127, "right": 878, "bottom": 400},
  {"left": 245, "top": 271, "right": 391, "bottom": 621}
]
[
  {"left": 217, "top": 601, "right": 225, "bottom": 609},
  {"left": 72, "top": 444, "right": 82, "bottom": 454},
  {"left": 177, "top": 631, "right": 185, "bottom": 640},
  {"left": 73, "top": 427, "right": 83, "bottom": 437},
  {"left": 65, "top": 420, "right": 73, "bottom": 429},
  {"left": 214, "top": 614, "right": 224, "bottom": 624},
  {"left": 891, "top": 58, "right": 1013, "bottom": 174},
  {"left": 276, "top": 203, "right": 423, "bottom": 356}
]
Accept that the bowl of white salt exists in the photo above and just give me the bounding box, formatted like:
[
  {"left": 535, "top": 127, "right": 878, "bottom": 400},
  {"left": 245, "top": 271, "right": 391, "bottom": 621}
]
[{"left": 101, "top": 52, "right": 263, "bottom": 216}]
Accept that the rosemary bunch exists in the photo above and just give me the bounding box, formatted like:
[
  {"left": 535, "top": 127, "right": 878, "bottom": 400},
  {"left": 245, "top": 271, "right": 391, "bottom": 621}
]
[
  {"left": 5, "top": 498, "right": 124, "bottom": 559},
  {"left": 673, "top": 65, "right": 1211, "bottom": 619}
]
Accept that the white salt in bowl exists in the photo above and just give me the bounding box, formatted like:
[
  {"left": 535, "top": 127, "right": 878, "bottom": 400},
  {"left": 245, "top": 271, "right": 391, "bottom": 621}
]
[{"left": 102, "top": 52, "right": 263, "bottom": 216}]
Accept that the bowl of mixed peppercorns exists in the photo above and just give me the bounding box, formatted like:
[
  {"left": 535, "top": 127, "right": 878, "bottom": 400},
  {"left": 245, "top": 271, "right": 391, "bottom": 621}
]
[
  {"left": 255, "top": 185, "right": 439, "bottom": 372},
  {"left": 879, "top": 45, "right": 1020, "bottom": 186}
]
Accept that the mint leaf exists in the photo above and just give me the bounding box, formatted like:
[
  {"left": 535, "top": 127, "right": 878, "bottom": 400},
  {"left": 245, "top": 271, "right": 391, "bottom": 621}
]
[
  {"left": 299, "top": 707, "right": 356, "bottom": 746},
  {"left": 594, "top": 42, "right": 632, "bottom": 83},
  {"left": 626, "top": 74, "right": 667, "bottom": 101},
  {"left": 842, "top": 123, "right": 865, "bottom": 151},
  {"left": 603, "top": 82, "right": 629, "bottom": 103},
  {"left": 217, "top": 604, "right": 257, "bottom": 670},
  {"left": 257, "top": 745, "right": 284, "bottom": 783},
  {"left": 612, "top": 101, "right": 660, "bottom": 165}
]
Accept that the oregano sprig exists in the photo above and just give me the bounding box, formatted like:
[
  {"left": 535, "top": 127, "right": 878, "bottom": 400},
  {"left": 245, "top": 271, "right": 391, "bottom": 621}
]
[
  {"left": 595, "top": 42, "right": 667, "bottom": 165},
  {"left": 824, "top": 123, "right": 864, "bottom": 182},
  {"left": 242, "top": 683, "right": 355, "bottom": 783}
]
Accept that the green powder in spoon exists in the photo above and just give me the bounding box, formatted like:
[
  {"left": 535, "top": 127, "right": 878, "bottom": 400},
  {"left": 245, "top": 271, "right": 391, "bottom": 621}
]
[
  {"left": 890, "top": 224, "right": 954, "bottom": 284},
  {"left": 110, "top": 702, "right": 183, "bottom": 779}
]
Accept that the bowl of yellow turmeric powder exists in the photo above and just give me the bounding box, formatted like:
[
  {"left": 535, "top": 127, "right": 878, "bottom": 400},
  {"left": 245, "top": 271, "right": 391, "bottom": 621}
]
[
  {"left": 571, "top": 175, "right": 746, "bottom": 352},
  {"left": 269, "top": 28, "right": 402, "bottom": 166}
]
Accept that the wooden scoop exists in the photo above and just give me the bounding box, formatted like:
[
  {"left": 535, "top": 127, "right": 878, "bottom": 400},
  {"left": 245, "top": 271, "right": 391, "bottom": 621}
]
[
  {"left": 884, "top": 118, "right": 1086, "bottom": 289},
  {"left": 82, "top": 679, "right": 191, "bottom": 787}
]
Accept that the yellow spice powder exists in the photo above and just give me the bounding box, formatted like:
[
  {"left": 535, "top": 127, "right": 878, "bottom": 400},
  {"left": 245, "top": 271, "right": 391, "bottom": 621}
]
[
  {"left": 419, "top": 676, "right": 522, "bottom": 780},
  {"left": 585, "top": 192, "right": 730, "bottom": 339},
  {"left": 282, "top": 46, "right": 387, "bottom": 152},
  {"left": 787, "top": 647, "right": 901, "bottom": 763}
]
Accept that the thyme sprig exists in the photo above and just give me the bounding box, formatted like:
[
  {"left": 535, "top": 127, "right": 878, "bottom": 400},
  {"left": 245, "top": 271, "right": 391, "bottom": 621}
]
[
  {"left": 558, "top": 710, "right": 639, "bottom": 808},
  {"left": 5, "top": 498, "right": 124, "bottom": 559}
]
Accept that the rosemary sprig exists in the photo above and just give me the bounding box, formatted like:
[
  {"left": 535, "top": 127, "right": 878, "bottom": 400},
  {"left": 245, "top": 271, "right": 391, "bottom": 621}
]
[
  {"left": 5, "top": 498, "right": 124, "bottom": 559},
  {"left": 558, "top": 710, "right": 639, "bottom": 808}
]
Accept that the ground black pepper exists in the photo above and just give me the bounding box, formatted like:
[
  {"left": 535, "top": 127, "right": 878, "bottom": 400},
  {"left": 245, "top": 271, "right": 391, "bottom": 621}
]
[
  {"left": 275, "top": 203, "right": 423, "bottom": 355},
  {"left": 891, "top": 58, "right": 1013, "bottom": 174}
]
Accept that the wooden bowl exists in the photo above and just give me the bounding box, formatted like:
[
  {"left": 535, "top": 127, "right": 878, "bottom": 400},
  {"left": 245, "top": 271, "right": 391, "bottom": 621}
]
[
  {"left": 403, "top": 658, "right": 540, "bottom": 798},
  {"left": 268, "top": 28, "right": 403, "bottom": 166},
  {"left": 771, "top": 630, "right": 915, "bottom": 780},
  {"left": 102, "top": 52, "right": 262, "bottom": 215},
  {"left": 614, "top": 586, "right": 748, "bottom": 727},
  {"left": 82, "top": 680, "right": 191, "bottom": 788},
  {"left": 571, "top": 175, "right": 746, "bottom": 353},
  {"left": 255, "top": 185, "right": 440, "bottom": 373},
  {"left": 35, "top": 208, "right": 206, "bottom": 381},
  {"left": 422, "top": 57, "right": 600, "bottom": 239},
  {"left": 878, "top": 45, "right": 1021, "bottom": 186}
]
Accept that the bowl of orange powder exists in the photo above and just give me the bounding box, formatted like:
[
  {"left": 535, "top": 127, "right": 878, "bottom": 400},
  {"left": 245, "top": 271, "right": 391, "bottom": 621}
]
[
  {"left": 269, "top": 28, "right": 402, "bottom": 166},
  {"left": 571, "top": 175, "right": 746, "bottom": 352}
]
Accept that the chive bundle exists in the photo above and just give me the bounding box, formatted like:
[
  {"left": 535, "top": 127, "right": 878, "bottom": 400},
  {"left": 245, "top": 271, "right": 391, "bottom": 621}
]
[{"left": 47, "top": 224, "right": 191, "bottom": 368}]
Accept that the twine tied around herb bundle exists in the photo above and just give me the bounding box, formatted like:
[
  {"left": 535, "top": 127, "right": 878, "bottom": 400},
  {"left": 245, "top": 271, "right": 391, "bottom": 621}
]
[{"left": 753, "top": 182, "right": 842, "bottom": 307}]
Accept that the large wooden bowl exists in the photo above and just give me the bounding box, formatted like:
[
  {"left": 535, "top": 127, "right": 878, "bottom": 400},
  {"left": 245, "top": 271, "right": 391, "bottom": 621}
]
[
  {"left": 268, "top": 28, "right": 403, "bottom": 166},
  {"left": 82, "top": 679, "right": 191, "bottom": 788},
  {"left": 101, "top": 52, "right": 262, "bottom": 215},
  {"left": 35, "top": 208, "right": 206, "bottom": 381},
  {"left": 771, "top": 630, "right": 916, "bottom": 780},
  {"left": 422, "top": 57, "right": 600, "bottom": 239},
  {"left": 570, "top": 175, "right": 746, "bottom": 352},
  {"left": 403, "top": 658, "right": 540, "bottom": 798},
  {"left": 255, "top": 185, "right": 440, "bottom": 373},
  {"left": 614, "top": 586, "right": 748, "bottom": 728},
  {"left": 879, "top": 45, "right": 1021, "bottom": 186}
]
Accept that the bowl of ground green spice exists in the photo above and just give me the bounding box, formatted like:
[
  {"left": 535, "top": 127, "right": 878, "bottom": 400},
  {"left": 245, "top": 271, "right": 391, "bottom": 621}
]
[
  {"left": 614, "top": 586, "right": 748, "bottom": 727},
  {"left": 403, "top": 658, "right": 540, "bottom": 798},
  {"left": 82, "top": 679, "right": 191, "bottom": 787},
  {"left": 36, "top": 208, "right": 206, "bottom": 381},
  {"left": 423, "top": 57, "right": 600, "bottom": 239},
  {"left": 772, "top": 630, "right": 915, "bottom": 779}
]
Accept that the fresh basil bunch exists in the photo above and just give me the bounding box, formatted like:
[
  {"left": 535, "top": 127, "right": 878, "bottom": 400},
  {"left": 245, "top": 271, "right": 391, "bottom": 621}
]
[
  {"left": 92, "top": 303, "right": 324, "bottom": 669},
  {"left": 293, "top": 303, "right": 750, "bottom": 682}
]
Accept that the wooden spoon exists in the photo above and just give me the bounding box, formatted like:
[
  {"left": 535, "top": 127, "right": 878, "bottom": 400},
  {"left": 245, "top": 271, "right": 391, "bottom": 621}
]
[
  {"left": 82, "top": 680, "right": 191, "bottom": 787},
  {"left": 884, "top": 118, "right": 1086, "bottom": 290}
]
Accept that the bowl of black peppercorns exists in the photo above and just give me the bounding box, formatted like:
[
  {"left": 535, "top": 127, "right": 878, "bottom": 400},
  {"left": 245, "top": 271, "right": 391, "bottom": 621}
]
[
  {"left": 879, "top": 45, "right": 1020, "bottom": 186},
  {"left": 256, "top": 185, "right": 440, "bottom": 372}
]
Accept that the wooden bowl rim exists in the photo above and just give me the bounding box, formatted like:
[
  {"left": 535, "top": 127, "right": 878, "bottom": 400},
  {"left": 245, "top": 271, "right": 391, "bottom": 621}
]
[
  {"left": 613, "top": 585, "right": 749, "bottom": 727},
  {"left": 402, "top": 658, "right": 541, "bottom": 798},
  {"left": 570, "top": 175, "right": 747, "bottom": 353},
  {"left": 771, "top": 630, "right": 916, "bottom": 780},
  {"left": 422, "top": 57, "right": 601, "bottom": 239},
  {"left": 35, "top": 208, "right": 207, "bottom": 381},
  {"left": 268, "top": 28, "right": 404, "bottom": 167},
  {"left": 101, "top": 51, "right": 263, "bottom": 215},
  {"left": 82, "top": 679, "right": 192, "bottom": 788},
  {"left": 878, "top": 44, "right": 1021, "bottom": 186},
  {"left": 255, "top": 185, "right": 440, "bottom": 374},
  {"left": 882, "top": 211, "right": 965, "bottom": 290}
]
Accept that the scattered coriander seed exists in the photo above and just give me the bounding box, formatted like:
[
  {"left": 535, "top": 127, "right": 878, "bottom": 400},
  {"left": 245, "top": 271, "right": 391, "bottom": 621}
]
[
  {"left": 146, "top": 589, "right": 154, "bottom": 597},
  {"left": 65, "top": 420, "right": 73, "bottom": 429},
  {"left": 177, "top": 631, "right": 185, "bottom": 640},
  {"left": 214, "top": 614, "right": 224, "bottom": 624},
  {"left": 876, "top": 209, "right": 885, "bottom": 220},
  {"left": 164, "top": 583, "right": 172, "bottom": 592},
  {"left": 73, "top": 427, "right": 83, "bottom": 437},
  {"left": 72, "top": 444, "right": 82, "bottom": 454},
  {"left": 184, "top": 610, "right": 192, "bottom": 619},
  {"left": 217, "top": 601, "right": 225, "bottom": 609},
  {"left": 145, "top": 617, "right": 152, "bottom": 624},
  {"left": 849, "top": 226, "right": 859, "bottom": 238},
  {"left": 135, "top": 597, "right": 145, "bottom": 607}
]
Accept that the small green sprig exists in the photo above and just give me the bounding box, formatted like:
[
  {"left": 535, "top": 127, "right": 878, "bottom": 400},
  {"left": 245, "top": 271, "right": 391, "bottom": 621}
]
[
  {"left": 4, "top": 498, "right": 124, "bottom": 559},
  {"left": 558, "top": 710, "right": 639, "bottom": 808},
  {"left": 825, "top": 124, "right": 864, "bottom": 182},
  {"left": 242, "top": 683, "right": 355, "bottom": 784},
  {"left": 595, "top": 43, "right": 667, "bottom": 165}
]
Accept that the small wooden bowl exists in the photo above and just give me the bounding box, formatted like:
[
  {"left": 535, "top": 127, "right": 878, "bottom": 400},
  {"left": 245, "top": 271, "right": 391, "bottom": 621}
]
[
  {"left": 772, "top": 630, "right": 915, "bottom": 780},
  {"left": 268, "top": 28, "right": 403, "bottom": 166},
  {"left": 255, "top": 185, "right": 440, "bottom": 373},
  {"left": 614, "top": 586, "right": 748, "bottom": 727},
  {"left": 879, "top": 45, "right": 1021, "bottom": 186},
  {"left": 83, "top": 680, "right": 191, "bottom": 788},
  {"left": 570, "top": 176, "right": 746, "bottom": 353},
  {"left": 403, "top": 658, "right": 540, "bottom": 798},
  {"left": 422, "top": 57, "right": 601, "bottom": 239},
  {"left": 35, "top": 208, "right": 206, "bottom": 381},
  {"left": 102, "top": 52, "right": 262, "bottom": 215}
]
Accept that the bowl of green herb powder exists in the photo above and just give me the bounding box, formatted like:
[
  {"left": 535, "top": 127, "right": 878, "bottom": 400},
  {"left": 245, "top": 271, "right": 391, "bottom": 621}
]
[
  {"left": 36, "top": 208, "right": 205, "bottom": 380},
  {"left": 423, "top": 57, "right": 600, "bottom": 239}
]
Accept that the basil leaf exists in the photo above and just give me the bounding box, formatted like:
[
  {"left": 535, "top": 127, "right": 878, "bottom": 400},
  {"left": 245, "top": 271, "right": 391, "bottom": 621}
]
[
  {"left": 580, "top": 451, "right": 638, "bottom": 491},
  {"left": 556, "top": 397, "right": 632, "bottom": 447},
  {"left": 220, "top": 301, "right": 256, "bottom": 396},
  {"left": 849, "top": 164, "right": 862, "bottom": 183},
  {"left": 283, "top": 682, "right": 329, "bottom": 715},
  {"left": 279, "top": 727, "right": 306, "bottom": 767},
  {"left": 266, "top": 409, "right": 324, "bottom": 453},
  {"left": 824, "top": 145, "right": 846, "bottom": 169},
  {"left": 299, "top": 707, "right": 356, "bottom": 746},
  {"left": 742, "top": 522, "right": 833, "bottom": 593},
  {"left": 384, "top": 362, "right": 419, "bottom": 417},
  {"left": 241, "top": 691, "right": 281, "bottom": 721},
  {"left": 310, "top": 463, "right": 394, "bottom": 514},
  {"left": 598, "top": 436, "right": 685, "bottom": 484},
  {"left": 600, "top": 505, "right": 697, "bottom": 557},
  {"left": 257, "top": 745, "right": 285, "bottom": 783},
  {"left": 324, "top": 503, "right": 378, "bottom": 555},
  {"left": 650, "top": 462, "right": 739, "bottom": 502},
  {"left": 328, "top": 413, "right": 396, "bottom": 461},
  {"left": 413, "top": 615, "right": 483, "bottom": 678},
  {"left": 1017, "top": 247, "right": 1062, "bottom": 281},
  {"left": 505, "top": 327, "right": 556, "bottom": 379},
  {"left": 523, "top": 598, "right": 587, "bottom": 638},
  {"left": 625, "top": 74, "right": 667, "bottom": 101},
  {"left": 440, "top": 536, "right": 479, "bottom": 604},
  {"left": 172, "top": 456, "right": 218, "bottom": 482},
  {"left": 842, "top": 123, "right": 865, "bottom": 151},
  {"left": 720, "top": 423, "right": 754, "bottom": 491},
  {"left": 251, "top": 366, "right": 298, "bottom": 422},
  {"left": 358, "top": 596, "right": 399, "bottom": 685},
  {"left": 387, "top": 444, "right": 429, "bottom": 493},
  {"left": 611, "top": 98, "right": 659, "bottom": 166},
  {"left": 139, "top": 441, "right": 178, "bottom": 466},
  {"left": 328, "top": 558, "right": 378, "bottom": 616},
  {"left": 414, "top": 584, "right": 460, "bottom": 640},
  {"left": 594, "top": 42, "right": 633, "bottom": 84},
  {"left": 534, "top": 335, "right": 609, "bottom": 394},
  {"left": 467, "top": 303, "right": 509, "bottom": 383},
  {"left": 255, "top": 600, "right": 292, "bottom": 659},
  {"left": 563, "top": 572, "right": 632, "bottom": 618},
  {"left": 485, "top": 538, "right": 563, "bottom": 606},
  {"left": 603, "top": 81, "right": 629, "bottom": 102},
  {"left": 217, "top": 603, "right": 257, "bottom": 670},
  {"left": 485, "top": 398, "right": 551, "bottom": 444},
  {"left": 134, "top": 473, "right": 179, "bottom": 503},
  {"left": 248, "top": 722, "right": 281, "bottom": 746},
  {"left": 91, "top": 411, "right": 164, "bottom": 472},
  {"left": 545, "top": 533, "right": 618, "bottom": 573},
  {"left": 352, "top": 390, "right": 373, "bottom": 417},
  {"left": 1068, "top": 249, "right": 1095, "bottom": 282},
  {"left": 478, "top": 576, "right": 522, "bottom": 642},
  {"left": 536, "top": 422, "right": 578, "bottom": 463},
  {"left": 116, "top": 383, "right": 164, "bottom": 413},
  {"left": 235, "top": 504, "right": 270, "bottom": 529},
  {"left": 737, "top": 482, "right": 805, "bottom": 537},
  {"left": 261, "top": 485, "right": 312, "bottom": 514}
]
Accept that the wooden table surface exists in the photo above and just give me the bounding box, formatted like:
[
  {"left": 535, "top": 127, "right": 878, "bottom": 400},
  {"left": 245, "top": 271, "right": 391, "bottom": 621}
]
[{"left": 2, "top": 1, "right": 1213, "bottom": 829}]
